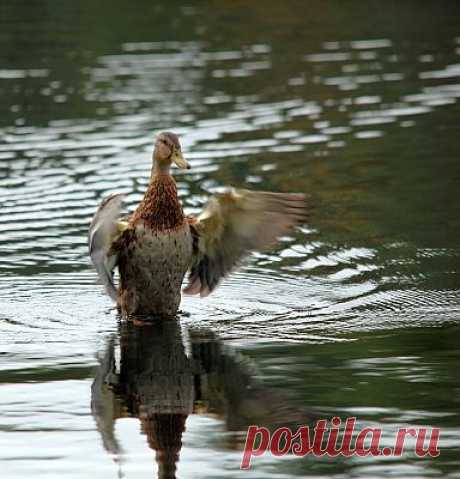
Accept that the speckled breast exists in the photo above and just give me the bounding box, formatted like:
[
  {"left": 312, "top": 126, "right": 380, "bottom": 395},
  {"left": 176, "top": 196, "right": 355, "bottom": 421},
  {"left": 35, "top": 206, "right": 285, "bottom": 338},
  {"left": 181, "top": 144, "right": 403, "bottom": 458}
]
[{"left": 117, "top": 222, "right": 193, "bottom": 318}]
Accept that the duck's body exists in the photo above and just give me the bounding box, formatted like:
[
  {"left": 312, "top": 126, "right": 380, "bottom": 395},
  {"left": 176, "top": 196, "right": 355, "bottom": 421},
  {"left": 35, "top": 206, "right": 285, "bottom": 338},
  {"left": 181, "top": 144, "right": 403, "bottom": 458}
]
[
  {"left": 89, "top": 131, "right": 308, "bottom": 319},
  {"left": 117, "top": 223, "right": 192, "bottom": 317},
  {"left": 116, "top": 175, "right": 193, "bottom": 317}
]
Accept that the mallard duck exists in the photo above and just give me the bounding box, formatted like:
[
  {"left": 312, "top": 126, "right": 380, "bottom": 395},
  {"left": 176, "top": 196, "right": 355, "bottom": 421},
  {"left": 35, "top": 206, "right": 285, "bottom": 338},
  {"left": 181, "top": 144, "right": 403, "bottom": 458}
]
[{"left": 88, "top": 131, "right": 308, "bottom": 318}]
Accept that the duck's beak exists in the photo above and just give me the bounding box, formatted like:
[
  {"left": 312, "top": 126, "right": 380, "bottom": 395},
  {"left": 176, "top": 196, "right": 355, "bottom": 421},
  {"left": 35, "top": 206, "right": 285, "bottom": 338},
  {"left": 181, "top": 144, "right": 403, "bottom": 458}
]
[{"left": 172, "top": 149, "right": 191, "bottom": 170}]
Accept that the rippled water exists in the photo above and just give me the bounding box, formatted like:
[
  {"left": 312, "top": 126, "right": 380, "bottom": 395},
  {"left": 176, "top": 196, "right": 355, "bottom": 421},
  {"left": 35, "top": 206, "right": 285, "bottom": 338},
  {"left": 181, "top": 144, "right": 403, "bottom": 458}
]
[{"left": 1, "top": 1, "right": 459, "bottom": 478}]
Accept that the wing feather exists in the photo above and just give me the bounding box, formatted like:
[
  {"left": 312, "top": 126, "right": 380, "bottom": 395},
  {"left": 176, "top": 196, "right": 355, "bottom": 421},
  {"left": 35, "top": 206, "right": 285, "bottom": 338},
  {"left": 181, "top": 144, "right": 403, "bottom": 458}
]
[
  {"left": 88, "top": 193, "right": 127, "bottom": 301},
  {"left": 184, "top": 189, "right": 308, "bottom": 297}
]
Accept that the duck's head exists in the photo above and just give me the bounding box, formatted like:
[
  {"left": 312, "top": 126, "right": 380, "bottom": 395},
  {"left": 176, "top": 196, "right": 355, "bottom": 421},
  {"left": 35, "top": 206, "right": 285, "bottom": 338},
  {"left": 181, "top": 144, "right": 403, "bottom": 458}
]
[{"left": 153, "top": 131, "right": 190, "bottom": 173}]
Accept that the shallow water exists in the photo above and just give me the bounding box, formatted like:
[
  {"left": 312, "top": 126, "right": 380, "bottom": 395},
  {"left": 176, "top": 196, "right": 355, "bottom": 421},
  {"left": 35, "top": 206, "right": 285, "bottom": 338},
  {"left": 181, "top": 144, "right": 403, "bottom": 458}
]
[{"left": 1, "top": 1, "right": 460, "bottom": 477}]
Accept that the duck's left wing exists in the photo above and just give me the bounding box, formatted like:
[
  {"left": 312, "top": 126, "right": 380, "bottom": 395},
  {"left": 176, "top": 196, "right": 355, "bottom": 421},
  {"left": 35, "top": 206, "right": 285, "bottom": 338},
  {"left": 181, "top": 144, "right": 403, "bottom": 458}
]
[
  {"left": 88, "top": 193, "right": 128, "bottom": 301},
  {"left": 184, "top": 188, "right": 308, "bottom": 297}
]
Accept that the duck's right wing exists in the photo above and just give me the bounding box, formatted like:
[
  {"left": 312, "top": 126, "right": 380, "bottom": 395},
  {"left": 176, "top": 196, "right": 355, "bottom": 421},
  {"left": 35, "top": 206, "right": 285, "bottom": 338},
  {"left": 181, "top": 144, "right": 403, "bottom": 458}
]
[{"left": 88, "top": 193, "right": 128, "bottom": 301}]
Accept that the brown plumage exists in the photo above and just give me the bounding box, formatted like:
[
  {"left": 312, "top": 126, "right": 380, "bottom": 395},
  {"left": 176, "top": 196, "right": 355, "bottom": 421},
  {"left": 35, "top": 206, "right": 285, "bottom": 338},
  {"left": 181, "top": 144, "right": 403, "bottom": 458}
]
[
  {"left": 88, "top": 131, "right": 309, "bottom": 318},
  {"left": 129, "top": 175, "right": 184, "bottom": 231}
]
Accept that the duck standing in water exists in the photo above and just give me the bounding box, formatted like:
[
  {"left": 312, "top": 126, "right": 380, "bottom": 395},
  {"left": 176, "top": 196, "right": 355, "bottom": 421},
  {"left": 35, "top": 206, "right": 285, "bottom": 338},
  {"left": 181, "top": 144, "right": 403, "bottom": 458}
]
[{"left": 89, "top": 132, "right": 308, "bottom": 318}]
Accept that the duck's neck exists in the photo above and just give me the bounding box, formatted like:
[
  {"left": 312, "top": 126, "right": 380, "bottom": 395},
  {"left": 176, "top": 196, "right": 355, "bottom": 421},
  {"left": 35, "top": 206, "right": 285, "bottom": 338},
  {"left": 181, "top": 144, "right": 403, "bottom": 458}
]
[{"left": 131, "top": 172, "right": 184, "bottom": 231}]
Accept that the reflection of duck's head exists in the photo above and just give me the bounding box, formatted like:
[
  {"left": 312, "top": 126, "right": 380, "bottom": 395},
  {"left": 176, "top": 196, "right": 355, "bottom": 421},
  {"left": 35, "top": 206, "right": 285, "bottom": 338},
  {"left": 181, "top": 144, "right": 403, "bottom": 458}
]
[{"left": 141, "top": 413, "right": 187, "bottom": 479}]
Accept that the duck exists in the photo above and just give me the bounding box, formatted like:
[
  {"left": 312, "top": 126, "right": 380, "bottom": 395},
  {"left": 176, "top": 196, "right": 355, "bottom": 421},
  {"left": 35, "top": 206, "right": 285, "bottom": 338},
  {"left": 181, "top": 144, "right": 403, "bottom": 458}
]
[{"left": 88, "top": 131, "right": 308, "bottom": 318}]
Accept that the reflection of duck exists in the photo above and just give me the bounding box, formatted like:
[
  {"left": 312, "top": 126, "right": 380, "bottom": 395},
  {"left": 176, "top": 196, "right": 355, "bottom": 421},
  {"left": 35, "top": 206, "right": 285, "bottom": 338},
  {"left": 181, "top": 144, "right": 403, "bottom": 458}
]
[
  {"left": 88, "top": 132, "right": 308, "bottom": 317},
  {"left": 91, "top": 319, "right": 311, "bottom": 478}
]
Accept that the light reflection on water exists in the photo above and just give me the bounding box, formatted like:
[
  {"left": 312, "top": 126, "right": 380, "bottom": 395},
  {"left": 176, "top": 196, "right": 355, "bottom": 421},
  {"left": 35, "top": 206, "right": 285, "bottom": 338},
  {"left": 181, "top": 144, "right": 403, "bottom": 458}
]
[{"left": 0, "top": 0, "right": 460, "bottom": 477}]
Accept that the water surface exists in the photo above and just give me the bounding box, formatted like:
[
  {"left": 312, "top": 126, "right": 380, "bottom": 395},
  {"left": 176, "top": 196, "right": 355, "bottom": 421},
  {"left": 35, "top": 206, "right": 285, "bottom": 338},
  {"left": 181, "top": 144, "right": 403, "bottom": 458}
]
[{"left": 0, "top": 1, "right": 459, "bottom": 478}]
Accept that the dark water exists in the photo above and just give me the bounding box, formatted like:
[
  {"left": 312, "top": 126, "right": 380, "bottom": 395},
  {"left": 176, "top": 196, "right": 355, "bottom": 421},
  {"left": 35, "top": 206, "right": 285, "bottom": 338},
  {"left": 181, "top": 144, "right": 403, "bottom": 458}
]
[{"left": 1, "top": 1, "right": 460, "bottom": 477}]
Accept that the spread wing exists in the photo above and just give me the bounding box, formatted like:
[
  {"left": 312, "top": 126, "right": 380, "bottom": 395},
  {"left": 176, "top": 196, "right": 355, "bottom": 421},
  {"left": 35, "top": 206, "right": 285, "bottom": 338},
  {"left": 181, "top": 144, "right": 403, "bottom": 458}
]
[
  {"left": 88, "top": 193, "right": 128, "bottom": 301},
  {"left": 184, "top": 189, "right": 308, "bottom": 297}
]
